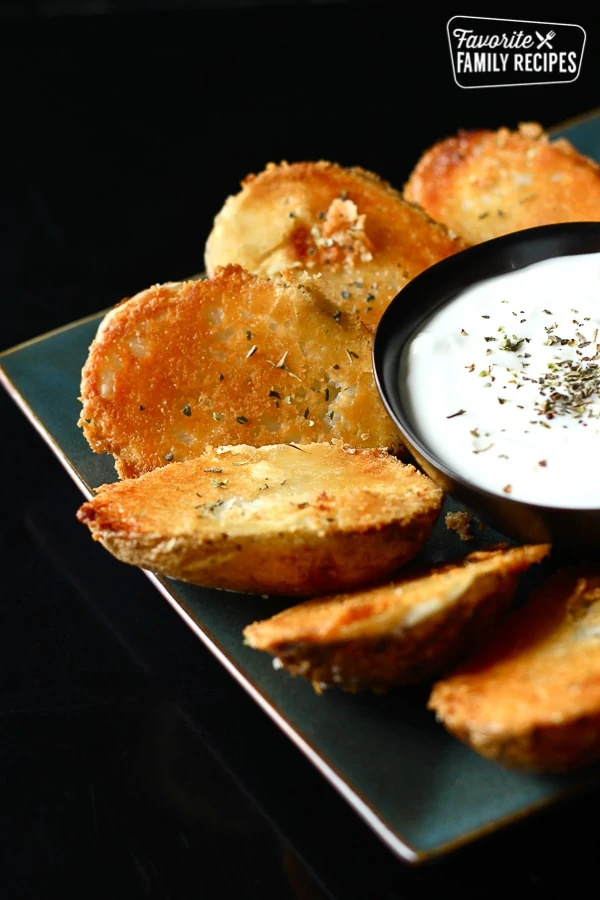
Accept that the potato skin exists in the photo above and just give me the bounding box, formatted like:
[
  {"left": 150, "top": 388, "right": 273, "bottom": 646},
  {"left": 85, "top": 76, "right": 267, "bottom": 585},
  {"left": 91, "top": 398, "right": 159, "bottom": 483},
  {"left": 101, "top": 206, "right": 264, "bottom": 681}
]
[
  {"left": 244, "top": 544, "right": 550, "bottom": 689},
  {"left": 429, "top": 566, "right": 600, "bottom": 772},
  {"left": 77, "top": 442, "right": 443, "bottom": 596},
  {"left": 436, "top": 713, "right": 600, "bottom": 774},
  {"left": 405, "top": 122, "right": 600, "bottom": 244},
  {"left": 78, "top": 518, "right": 438, "bottom": 598}
]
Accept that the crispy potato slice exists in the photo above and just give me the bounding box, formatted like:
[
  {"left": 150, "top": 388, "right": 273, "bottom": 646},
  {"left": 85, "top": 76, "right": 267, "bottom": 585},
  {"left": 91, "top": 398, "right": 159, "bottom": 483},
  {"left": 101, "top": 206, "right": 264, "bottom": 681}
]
[
  {"left": 429, "top": 565, "right": 600, "bottom": 772},
  {"left": 78, "top": 264, "right": 403, "bottom": 479},
  {"left": 76, "top": 442, "right": 443, "bottom": 596},
  {"left": 205, "top": 160, "right": 464, "bottom": 325},
  {"left": 243, "top": 544, "right": 550, "bottom": 691},
  {"left": 404, "top": 122, "right": 600, "bottom": 244}
]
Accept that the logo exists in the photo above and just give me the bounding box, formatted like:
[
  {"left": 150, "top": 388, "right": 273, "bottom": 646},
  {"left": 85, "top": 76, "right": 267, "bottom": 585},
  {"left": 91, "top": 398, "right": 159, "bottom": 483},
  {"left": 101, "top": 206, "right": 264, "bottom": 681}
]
[{"left": 447, "top": 17, "right": 586, "bottom": 88}]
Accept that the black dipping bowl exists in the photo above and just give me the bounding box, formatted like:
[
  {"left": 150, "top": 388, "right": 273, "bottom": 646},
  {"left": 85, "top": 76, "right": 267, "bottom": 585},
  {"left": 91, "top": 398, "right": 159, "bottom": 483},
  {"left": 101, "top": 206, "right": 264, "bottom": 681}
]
[{"left": 373, "top": 222, "right": 600, "bottom": 553}]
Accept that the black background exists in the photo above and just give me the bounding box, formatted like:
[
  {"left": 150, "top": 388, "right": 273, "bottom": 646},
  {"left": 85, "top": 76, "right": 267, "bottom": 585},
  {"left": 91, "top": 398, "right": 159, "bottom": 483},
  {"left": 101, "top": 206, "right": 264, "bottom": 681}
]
[{"left": 2, "top": 6, "right": 600, "bottom": 898}]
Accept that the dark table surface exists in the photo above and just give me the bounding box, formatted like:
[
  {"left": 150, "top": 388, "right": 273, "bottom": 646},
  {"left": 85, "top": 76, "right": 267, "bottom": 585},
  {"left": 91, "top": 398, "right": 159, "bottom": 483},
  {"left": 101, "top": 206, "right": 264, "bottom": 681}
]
[{"left": 3, "top": 8, "right": 600, "bottom": 898}]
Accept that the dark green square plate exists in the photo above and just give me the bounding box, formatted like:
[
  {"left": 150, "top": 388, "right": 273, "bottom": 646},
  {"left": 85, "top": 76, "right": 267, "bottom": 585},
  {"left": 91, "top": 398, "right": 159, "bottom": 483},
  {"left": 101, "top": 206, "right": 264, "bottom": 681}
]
[{"left": 3, "top": 110, "right": 600, "bottom": 865}]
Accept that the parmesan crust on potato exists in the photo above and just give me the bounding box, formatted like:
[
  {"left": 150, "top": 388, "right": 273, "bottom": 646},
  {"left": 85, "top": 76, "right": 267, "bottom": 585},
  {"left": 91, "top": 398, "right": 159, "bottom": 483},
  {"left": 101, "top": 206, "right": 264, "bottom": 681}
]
[
  {"left": 429, "top": 565, "right": 600, "bottom": 772},
  {"left": 243, "top": 544, "right": 550, "bottom": 692},
  {"left": 404, "top": 122, "right": 600, "bottom": 244},
  {"left": 78, "top": 264, "right": 404, "bottom": 479},
  {"left": 76, "top": 442, "right": 443, "bottom": 596},
  {"left": 205, "top": 160, "right": 464, "bottom": 325}
]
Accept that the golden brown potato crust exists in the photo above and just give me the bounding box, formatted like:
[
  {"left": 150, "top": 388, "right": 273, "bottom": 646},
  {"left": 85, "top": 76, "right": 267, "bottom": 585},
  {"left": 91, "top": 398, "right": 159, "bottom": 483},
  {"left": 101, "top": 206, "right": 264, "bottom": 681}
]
[
  {"left": 205, "top": 160, "right": 465, "bottom": 325},
  {"left": 78, "top": 265, "right": 403, "bottom": 479},
  {"left": 429, "top": 565, "right": 600, "bottom": 772},
  {"left": 404, "top": 122, "right": 600, "bottom": 244},
  {"left": 243, "top": 544, "right": 550, "bottom": 691},
  {"left": 76, "top": 442, "right": 443, "bottom": 596}
]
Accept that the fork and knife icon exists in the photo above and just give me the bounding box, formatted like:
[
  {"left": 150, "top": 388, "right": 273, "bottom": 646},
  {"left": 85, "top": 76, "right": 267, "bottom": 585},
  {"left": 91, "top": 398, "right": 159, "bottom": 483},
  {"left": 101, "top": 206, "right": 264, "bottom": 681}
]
[{"left": 535, "top": 29, "right": 556, "bottom": 49}]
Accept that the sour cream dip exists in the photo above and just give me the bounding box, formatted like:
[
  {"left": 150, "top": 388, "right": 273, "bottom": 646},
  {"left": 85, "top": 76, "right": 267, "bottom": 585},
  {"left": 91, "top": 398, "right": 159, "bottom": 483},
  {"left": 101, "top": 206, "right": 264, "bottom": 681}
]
[{"left": 401, "top": 252, "right": 600, "bottom": 509}]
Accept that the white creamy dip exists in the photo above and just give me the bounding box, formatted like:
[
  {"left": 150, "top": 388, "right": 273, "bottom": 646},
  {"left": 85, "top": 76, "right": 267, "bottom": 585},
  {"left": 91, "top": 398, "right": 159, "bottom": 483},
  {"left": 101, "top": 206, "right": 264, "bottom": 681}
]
[{"left": 401, "top": 252, "right": 600, "bottom": 509}]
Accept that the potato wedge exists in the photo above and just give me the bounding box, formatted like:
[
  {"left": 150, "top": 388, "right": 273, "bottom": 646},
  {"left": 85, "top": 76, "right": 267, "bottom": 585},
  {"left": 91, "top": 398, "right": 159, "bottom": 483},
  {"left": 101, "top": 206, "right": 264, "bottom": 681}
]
[
  {"left": 243, "top": 544, "right": 550, "bottom": 691},
  {"left": 404, "top": 122, "right": 600, "bottom": 244},
  {"left": 205, "top": 160, "right": 464, "bottom": 326},
  {"left": 76, "top": 442, "right": 443, "bottom": 596},
  {"left": 78, "top": 264, "right": 403, "bottom": 479},
  {"left": 429, "top": 565, "right": 600, "bottom": 772}
]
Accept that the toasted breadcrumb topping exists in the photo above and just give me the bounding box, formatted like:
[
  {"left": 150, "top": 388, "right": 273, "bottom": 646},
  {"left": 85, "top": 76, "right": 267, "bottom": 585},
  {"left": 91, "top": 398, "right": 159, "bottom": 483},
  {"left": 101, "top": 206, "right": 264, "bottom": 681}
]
[
  {"left": 518, "top": 121, "right": 545, "bottom": 141},
  {"left": 445, "top": 510, "right": 474, "bottom": 542},
  {"left": 310, "top": 198, "right": 374, "bottom": 266}
]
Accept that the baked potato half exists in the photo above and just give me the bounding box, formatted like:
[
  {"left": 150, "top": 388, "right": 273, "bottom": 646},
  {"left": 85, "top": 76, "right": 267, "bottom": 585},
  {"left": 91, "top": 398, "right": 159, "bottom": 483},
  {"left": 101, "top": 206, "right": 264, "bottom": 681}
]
[
  {"left": 429, "top": 564, "right": 600, "bottom": 772},
  {"left": 78, "top": 264, "right": 403, "bottom": 479},
  {"left": 205, "top": 160, "right": 464, "bottom": 326},
  {"left": 76, "top": 441, "right": 443, "bottom": 596},
  {"left": 404, "top": 122, "right": 600, "bottom": 245},
  {"left": 243, "top": 543, "right": 550, "bottom": 691}
]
